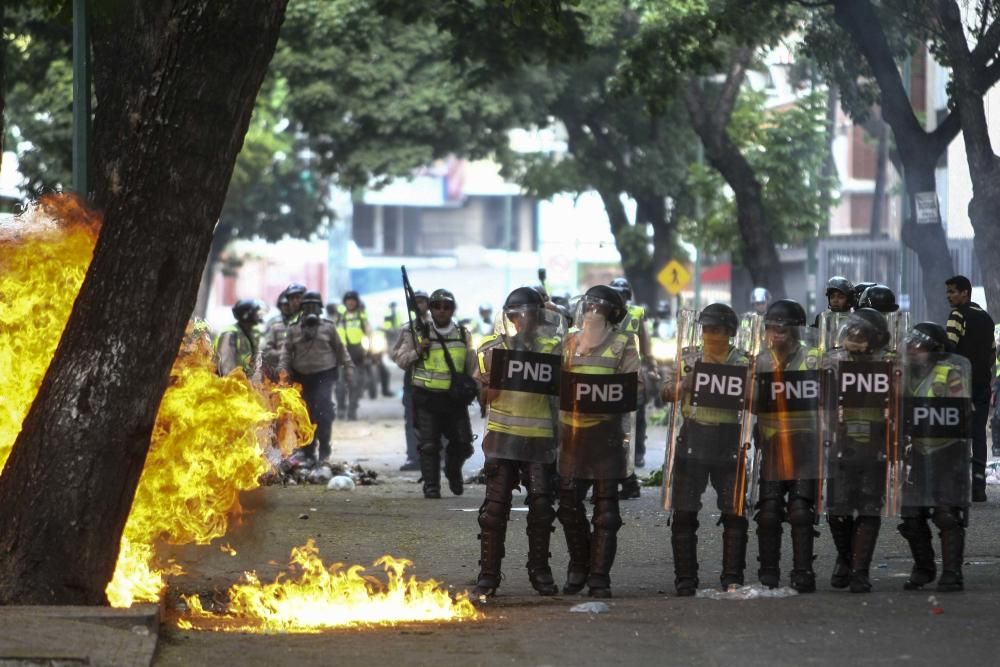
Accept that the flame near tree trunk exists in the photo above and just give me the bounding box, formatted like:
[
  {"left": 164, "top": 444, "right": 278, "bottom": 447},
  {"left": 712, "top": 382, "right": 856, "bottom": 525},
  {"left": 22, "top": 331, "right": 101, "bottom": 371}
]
[{"left": 0, "top": 196, "right": 478, "bottom": 627}]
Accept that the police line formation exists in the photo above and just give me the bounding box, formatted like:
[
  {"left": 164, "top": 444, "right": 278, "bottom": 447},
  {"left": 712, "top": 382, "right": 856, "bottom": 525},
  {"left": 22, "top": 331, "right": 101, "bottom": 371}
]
[{"left": 214, "top": 273, "right": 989, "bottom": 600}]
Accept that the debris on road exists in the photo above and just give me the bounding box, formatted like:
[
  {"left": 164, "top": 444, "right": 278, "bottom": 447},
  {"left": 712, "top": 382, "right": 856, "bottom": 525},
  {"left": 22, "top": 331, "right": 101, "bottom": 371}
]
[{"left": 569, "top": 601, "right": 610, "bottom": 613}]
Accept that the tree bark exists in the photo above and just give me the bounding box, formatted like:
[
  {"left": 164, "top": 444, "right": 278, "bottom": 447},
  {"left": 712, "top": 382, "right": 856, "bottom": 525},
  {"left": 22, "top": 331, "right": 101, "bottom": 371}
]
[
  {"left": 684, "top": 49, "right": 787, "bottom": 299},
  {"left": 934, "top": 0, "right": 1000, "bottom": 318},
  {"left": 633, "top": 192, "right": 673, "bottom": 306},
  {"left": 0, "top": 0, "right": 288, "bottom": 605},
  {"left": 1, "top": 0, "right": 6, "bottom": 168}
]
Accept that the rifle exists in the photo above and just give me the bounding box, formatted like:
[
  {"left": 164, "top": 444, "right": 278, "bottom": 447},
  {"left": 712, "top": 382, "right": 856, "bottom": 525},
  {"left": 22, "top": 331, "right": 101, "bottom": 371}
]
[{"left": 401, "top": 265, "right": 430, "bottom": 359}]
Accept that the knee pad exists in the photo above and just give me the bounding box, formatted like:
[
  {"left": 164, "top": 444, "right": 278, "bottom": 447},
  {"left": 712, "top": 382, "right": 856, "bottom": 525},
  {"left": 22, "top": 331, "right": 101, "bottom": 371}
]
[
  {"left": 478, "top": 499, "right": 509, "bottom": 532},
  {"left": 448, "top": 441, "right": 474, "bottom": 461},
  {"left": 557, "top": 499, "right": 587, "bottom": 528},
  {"left": 417, "top": 441, "right": 440, "bottom": 456},
  {"left": 931, "top": 508, "right": 961, "bottom": 531},
  {"left": 897, "top": 516, "right": 929, "bottom": 539},
  {"left": 755, "top": 498, "right": 783, "bottom": 530},
  {"left": 592, "top": 508, "right": 623, "bottom": 533},
  {"left": 525, "top": 494, "right": 556, "bottom": 528},
  {"left": 787, "top": 497, "right": 815, "bottom": 528},
  {"left": 722, "top": 513, "right": 748, "bottom": 531},
  {"left": 672, "top": 510, "right": 699, "bottom": 532}
]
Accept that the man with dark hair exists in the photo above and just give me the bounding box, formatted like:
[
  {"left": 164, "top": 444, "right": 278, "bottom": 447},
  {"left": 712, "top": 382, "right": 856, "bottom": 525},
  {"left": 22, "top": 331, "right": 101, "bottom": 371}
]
[{"left": 945, "top": 275, "right": 996, "bottom": 501}]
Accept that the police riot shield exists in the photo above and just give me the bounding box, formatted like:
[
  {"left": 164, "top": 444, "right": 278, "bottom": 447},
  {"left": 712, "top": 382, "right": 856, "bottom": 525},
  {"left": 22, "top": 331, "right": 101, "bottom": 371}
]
[
  {"left": 661, "top": 310, "right": 754, "bottom": 516},
  {"left": 822, "top": 346, "right": 902, "bottom": 518},
  {"left": 899, "top": 350, "right": 972, "bottom": 512},
  {"left": 817, "top": 311, "right": 851, "bottom": 354},
  {"left": 753, "top": 324, "right": 823, "bottom": 484},
  {"left": 481, "top": 307, "right": 564, "bottom": 463},
  {"left": 557, "top": 324, "right": 638, "bottom": 480}
]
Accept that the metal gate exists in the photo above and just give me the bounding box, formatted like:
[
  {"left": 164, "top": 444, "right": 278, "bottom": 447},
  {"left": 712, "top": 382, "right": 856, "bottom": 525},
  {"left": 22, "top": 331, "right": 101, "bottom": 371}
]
[{"left": 816, "top": 237, "right": 978, "bottom": 323}]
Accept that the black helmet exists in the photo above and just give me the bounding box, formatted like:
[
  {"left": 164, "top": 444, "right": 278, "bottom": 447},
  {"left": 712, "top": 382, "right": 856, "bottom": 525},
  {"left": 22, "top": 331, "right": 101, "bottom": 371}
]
[
  {"left": 844, "top": 308, "right": 890, "bottom": 350},
  {"left": 284, "top": 283, "right": 307, "bottom": 298},
  {"left": 232, "top": 298, "right": 260, "bottom": 323},
  {"left": 300, "top": 290, "right": 323, "bottom": 307},
  {"left": 698, "top": 303, "right": 738, "bottom": 336},
  {"left": 479, "top": 302, "right": 493, "bottom": 313},
  {"left": 583, "top": 284, "right": 626, "bottom": 324},
  {"left": 907, "top": 322, "right": 948, "bottom": 353},
  {"left": 343, "top": 290, "right": 360, "bottom": 303},
  {"left": 429, "top": 288, "right": 456, "bottom": 306},
  {"left": 504, "top": 286, "right": 544, "bottom": 310},
  {"left": 852, "top": 282, "right": 877, "bottom": 306},
  {"left": 825, "top": 276, "right": 854, "bottom": 298},
  {"left": 765, "top": 299, "right": 807, "bottom": 327},
  {"left": 413, "top": 289, "right": 429, "bottom": 301},
  {"left": 858, "top": 284, "right": 899, "bottom": 313},
  {"left": 276, "top": 293, "right": 288, "bottom": 308},
  {"left": 609, "top": 277, "right": 632, "bottom": 302}
]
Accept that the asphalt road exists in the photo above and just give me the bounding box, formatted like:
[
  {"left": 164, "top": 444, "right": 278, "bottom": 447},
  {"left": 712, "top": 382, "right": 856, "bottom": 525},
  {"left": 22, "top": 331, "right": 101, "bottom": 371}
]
[{"left": 154, "top": 389, "right": 1000, "bottom": 666}]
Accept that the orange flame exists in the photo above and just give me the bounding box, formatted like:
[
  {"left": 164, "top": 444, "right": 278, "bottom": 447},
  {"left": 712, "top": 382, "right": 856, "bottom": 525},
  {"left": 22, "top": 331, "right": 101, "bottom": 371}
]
[{"left": 178, "top": 539, "right": 479, "bottom": 632}]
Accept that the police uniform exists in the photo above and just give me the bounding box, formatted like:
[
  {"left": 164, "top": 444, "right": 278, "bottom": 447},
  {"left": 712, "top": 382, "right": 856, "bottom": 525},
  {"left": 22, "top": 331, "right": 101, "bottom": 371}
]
[
  {"left": 392, "top": 320, "right": 476, "bottom": 498},
  {"left": 279, "top": 310, "right": 354, "bottom": 463},
  {"left": 472, "top": 325, "right": 562, "bottom": 596},
  {"left": 336, "top": 306, "right": 369, "bottom": 420},
  {"left": 215, "top": 324, "right": 259, "bottom": 378}
]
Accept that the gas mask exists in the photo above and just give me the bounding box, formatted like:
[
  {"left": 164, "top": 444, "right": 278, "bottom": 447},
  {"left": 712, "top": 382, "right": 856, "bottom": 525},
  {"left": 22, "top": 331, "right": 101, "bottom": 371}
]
[{"left": 702, "top": 331, "right": 730, "bottom": 358}]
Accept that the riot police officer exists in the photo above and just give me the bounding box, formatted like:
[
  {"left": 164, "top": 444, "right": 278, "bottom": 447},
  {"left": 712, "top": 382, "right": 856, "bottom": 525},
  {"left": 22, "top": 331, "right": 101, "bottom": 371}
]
[
  {"left": 392, "top": 290, "right": 430, "bottom": 471},
  {"left": 898, "top": 322, "right": 971, "bottom": 592},
  {"left": 824, "top": 308, "right": 896, "bottom": 593},
  {"left": 391, "top": 288, "right": 476, "bottom": 498},
  {"left": 261, "top": 283, "right": 306, "bottom": 380},
  {"left": 750, "top": 287, "right": 771, "bottom": 315},
  {"left": 557, "top": 285, "right": 640, "bottom": 598},
  {"left": 752, "top": 300, "right": 822, "bottom": 593},
  {"left": 826, "top": 276, "right": 855, "bottom": 313},
  {"left": 336, "top": 290, "right": 369, "bottom": 420},
  {"left": 279, "top": 291, "right": 354, "bottom": 465},
  {"left": 851, "top": 282, "right": 878, "bottom": 311},
  {"left": 662, "top": 303, "right": 751, "bottom": 596},
  {"left": 472, "top": 287, "right": 564, "bottom": 597},
  {"left": 215, "top": 299, "right": 262, "bottom": 378}
]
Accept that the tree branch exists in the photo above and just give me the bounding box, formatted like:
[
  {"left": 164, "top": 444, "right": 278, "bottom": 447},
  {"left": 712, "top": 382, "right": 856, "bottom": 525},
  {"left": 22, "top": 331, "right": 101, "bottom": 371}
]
[
  {"left": 971, "top": 8, "right": 1000, "bottom": 69},
  {"left": 711, "top": 46, "right": 752, "bottom": 132},
  {"left": 832, "top": 0, "right": 924, "bottom": 153}
]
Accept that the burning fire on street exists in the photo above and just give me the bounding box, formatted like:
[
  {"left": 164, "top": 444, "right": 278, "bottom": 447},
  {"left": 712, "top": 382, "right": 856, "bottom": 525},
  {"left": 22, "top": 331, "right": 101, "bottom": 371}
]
[{"left": 0, "top": 195, "right": 479, "bottom": 629}]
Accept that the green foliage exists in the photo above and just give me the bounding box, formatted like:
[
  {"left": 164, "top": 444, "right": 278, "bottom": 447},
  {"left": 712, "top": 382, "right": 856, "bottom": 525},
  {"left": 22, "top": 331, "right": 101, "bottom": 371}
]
[
  {"left": 679, "top": 90, "right": 838, "bottom": 255},
  {"left": 276, "top": 0, "right": 524, "bottom": 190}
]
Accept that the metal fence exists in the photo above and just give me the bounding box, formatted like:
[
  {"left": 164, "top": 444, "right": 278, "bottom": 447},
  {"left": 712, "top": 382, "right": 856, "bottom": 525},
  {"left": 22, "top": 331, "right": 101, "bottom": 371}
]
[{"left": 816, "top": 237, "right": 978, "bottom": 322}]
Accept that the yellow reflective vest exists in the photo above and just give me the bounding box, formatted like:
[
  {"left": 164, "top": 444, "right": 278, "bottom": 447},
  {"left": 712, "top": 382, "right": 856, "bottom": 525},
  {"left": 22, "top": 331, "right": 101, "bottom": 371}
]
[
  {"left": 479, "top": 334, "right": 560, "bottom": 438},
  {"left": 338, "top": 309, "right": 367, "bottom": 346},
  {"left": 412, "top": 326, "right": 469, "bottom": 391}
]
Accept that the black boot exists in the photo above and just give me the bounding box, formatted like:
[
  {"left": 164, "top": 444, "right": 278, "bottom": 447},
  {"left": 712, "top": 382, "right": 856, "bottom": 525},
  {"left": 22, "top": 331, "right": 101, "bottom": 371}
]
[
  {"left": 721, "top": 515, "right": 748, "bottom": 589},
  {"left": 672, "top": 512, "right": 699, "bottom": 596},
  {"left": 419, "top": 449, "right": 441, "bottom": 499},
  {"left": 789, "top": 524, "right": 817, "bottom": 593},
  {"left": 557, "top": 488, "right": 590, "bottom": 595},
  {"left": 526, "top": 525, "right": 558, "bottom": 596},
  {"left": 756, "top": 509, "right": 782, "bottom": 589},
  {"left": 898, "top": 518, "right": 936, "bottom": 590},
  {"left": 849, "top": 516, "right": 881, "bottom": 593},
  {"left": 472, "top": 526, "right": 505, "bottom": 597},
  {"left": 788, "top": 499, "right": 817, "bottom": 594},
  {"left": 936, "top": 521, "right": 965, "bottom": 593},
  {"left": 587, "top": 487, "right": 622, "bottom": 598},
  {"left": 827, "top": 515, "right": 854, "bottom": 589},
  {"left": 445, "top": 443, "right": 472, "bottom": 496}
]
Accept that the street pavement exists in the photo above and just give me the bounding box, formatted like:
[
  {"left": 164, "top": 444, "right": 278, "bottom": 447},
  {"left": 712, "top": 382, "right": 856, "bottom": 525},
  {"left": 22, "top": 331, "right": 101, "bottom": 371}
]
[{"left": 153, "top": 386, "right": 1000, "bottom": 666}]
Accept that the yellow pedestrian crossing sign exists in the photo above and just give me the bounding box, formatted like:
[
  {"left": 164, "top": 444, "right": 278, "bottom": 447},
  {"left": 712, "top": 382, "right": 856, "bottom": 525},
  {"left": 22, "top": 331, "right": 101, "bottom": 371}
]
[{"left": 657, "top": 259, "right": 691, "bottom": 295}]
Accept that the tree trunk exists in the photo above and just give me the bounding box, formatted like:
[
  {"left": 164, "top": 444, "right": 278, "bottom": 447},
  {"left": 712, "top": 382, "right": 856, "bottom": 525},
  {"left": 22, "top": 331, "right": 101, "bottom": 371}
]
[
  {"left": 900, "top": 160, "right": 953, "bottom": 323},
  {"left": 832, "top": 0, "right": 958, "bottom": 321},
  {"left": 709, "top": 135, "right": 786, "bottom": 299},
  {"left": 0, "top": 0, "right": 288, "bottom": 605},
  {"left": 632, "top": 193, "right": 672, "bottom": 306},
  {"left": 870, "top": 120, "right": 887, "bottom": 238},
  {"left": 193, "top": 222, "right": 233, "bottom": 319}
]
